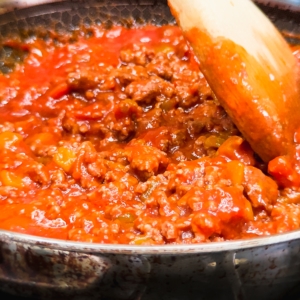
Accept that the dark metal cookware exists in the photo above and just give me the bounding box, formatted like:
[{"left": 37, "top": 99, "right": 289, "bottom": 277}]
[{"left": 1, "top": 1, "right": 300, "bottom": 299}]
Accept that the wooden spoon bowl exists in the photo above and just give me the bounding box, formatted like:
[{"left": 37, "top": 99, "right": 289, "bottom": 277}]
[{"left": 168, "top": 0, "right": 300, "bottom": 162}]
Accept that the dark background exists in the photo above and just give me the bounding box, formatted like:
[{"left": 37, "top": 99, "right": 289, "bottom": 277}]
[
  {"left": 1, "top": 288, "right": 300, "bottom": 300},
  {"left": 0, "top": 290, "right": 28, "bottom": 299}
]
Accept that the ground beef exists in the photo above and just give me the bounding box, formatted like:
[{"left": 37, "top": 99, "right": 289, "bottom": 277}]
[{"left": 0, "top": 24, "right": 299, "bottom": 245}]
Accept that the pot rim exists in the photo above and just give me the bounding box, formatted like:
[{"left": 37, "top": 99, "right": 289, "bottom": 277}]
[
  {"left": 1, "top": 229, "right": 300, "bottom": 254},
  {"left": 1, "top": 0, "right": 300, "bottom": 255}
]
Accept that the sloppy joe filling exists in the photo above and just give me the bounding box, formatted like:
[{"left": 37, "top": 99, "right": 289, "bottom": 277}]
[{"left": 0, "top": 25, "right": 300, "bottom": 244}]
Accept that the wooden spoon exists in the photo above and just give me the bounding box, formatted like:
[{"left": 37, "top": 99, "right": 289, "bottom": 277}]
[{"left": 168, "top": 0, "right": 300, "bottom": 162}]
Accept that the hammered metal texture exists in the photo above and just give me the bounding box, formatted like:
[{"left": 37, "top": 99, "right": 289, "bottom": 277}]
[
  {"left": 0, "top": 0, "right": 175, "bottom": 73},
  {"left": 257, "top": 4, "right": 300, "bottom": 44},
  {"left": 0, "top": 1, "right": 299, "bottom": 40},
  {"left": 0, "top": 0, "right": 174, "bottom": 39},
  {"left": 0, "top": 0, "right": 299, "bottom": 73}
]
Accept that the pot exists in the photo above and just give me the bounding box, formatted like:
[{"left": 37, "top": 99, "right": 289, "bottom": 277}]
[{"left": 0, "top": 1, "right": 300, "bottom": 299}]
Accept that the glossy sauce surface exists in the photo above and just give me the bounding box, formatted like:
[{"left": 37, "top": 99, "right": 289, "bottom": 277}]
[{"left": 0, "top": 25, "right": 300, "bottom": 244}]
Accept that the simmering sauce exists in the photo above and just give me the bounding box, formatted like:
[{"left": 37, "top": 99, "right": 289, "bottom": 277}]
[{"left": 0, "top": 25, "right": 300, "bottom": 244}]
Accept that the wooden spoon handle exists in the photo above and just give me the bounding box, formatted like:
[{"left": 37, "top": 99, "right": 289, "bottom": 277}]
[{"left": 168, "top": 0, "right": 300, "bottom": 162}]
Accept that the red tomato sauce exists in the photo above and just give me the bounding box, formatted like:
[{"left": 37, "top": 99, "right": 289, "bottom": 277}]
[{"left": 0, "top": 25, "right": 300, "bottom": 244}]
